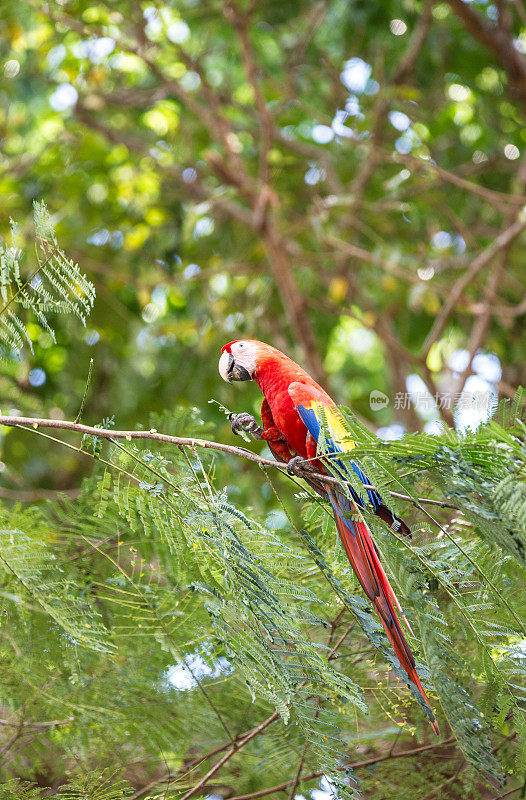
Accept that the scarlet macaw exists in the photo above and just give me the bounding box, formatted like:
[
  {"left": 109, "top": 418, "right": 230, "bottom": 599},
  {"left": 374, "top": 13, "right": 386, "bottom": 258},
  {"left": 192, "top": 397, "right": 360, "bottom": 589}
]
[{"left": 219, "top": 339, "right": 438, "bottom": 733}]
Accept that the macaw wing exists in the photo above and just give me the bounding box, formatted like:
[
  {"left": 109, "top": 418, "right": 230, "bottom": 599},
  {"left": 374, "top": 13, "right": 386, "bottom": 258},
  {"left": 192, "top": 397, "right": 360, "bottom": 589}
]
[
  {"left": 288, "top": 381, "right": 383, "bottom": 511},
  {"left": 259, "top": 397, "right": 294, "bottom": 465}
]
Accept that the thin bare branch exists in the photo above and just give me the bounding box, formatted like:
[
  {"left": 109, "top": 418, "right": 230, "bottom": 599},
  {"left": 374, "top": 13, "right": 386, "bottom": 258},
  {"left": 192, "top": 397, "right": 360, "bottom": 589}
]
[
  {"left": 129, "top": 716, "right": 280, "bottom": 800},
  {"left": 287, "top": 740, "right": 309, "bottom": 800},
  {"left": 327, "top": 621, "right": 357, "bottom": 661},
  {"left": 389, "top": 153, "right": 526, "bottom": 208},
  {"left": 415, "top": 758, "right": 465, "bottom": 800},
  {"left": 228, "top": 736, "right": 457, "bottom": 800},
  {"left": 178, "top": 711, "right": 279, "bottom": 800},
  {"left": 224, "top": 2, "right": 272, "bottom": 188},
  {"left": 445, "top": 0, "right": 526, "bottom": 111},
  {"left": 0, "top": 716, "right": 74, "bottom": 728},
  {"left": 451, "top": 157, "right": 526, "bottom": 396},
  {"left": 0, "top": 415, "right": 459, "bottom": 509},
  {"left": 422, "top": 214, "right": 526, "bottom": 356},
  {"left": 490, "top": 785, "right": 524, "bottom": 800},
  {"left": 0, "top": 486, "right": 81, "bottom": 502},
  {"left": 349, "top": 1, "right": 433, "bottom": 200}
]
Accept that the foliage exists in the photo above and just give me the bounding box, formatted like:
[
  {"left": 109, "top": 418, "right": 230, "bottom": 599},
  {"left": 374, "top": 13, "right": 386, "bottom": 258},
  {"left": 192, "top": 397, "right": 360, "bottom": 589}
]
[
  {"left": 0, "top": 202, "right": 94, "bottom": 359},
  {"left": 0, "top": 396, "right": 524, "bottom": 796}
]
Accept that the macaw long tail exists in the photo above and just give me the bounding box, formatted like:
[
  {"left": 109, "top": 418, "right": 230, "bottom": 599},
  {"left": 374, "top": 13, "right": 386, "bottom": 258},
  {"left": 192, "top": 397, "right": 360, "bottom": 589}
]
[{"left": 328, "top": 490, "right": 439, "bottom": 734}]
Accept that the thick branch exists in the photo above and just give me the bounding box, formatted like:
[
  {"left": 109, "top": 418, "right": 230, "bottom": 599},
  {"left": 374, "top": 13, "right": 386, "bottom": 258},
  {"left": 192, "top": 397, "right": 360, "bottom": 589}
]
[{"left": 0, "top": 416, "right": 458, "bottom": 509}]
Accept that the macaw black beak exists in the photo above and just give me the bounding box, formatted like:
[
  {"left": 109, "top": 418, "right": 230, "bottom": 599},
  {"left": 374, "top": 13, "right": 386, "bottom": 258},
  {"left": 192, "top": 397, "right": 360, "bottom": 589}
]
[
  {"left": 229, "top": 357, "right": 252, "bottom": 382},
  {"left": 219, "top": 352, "right": 252, "bottom": 383}
]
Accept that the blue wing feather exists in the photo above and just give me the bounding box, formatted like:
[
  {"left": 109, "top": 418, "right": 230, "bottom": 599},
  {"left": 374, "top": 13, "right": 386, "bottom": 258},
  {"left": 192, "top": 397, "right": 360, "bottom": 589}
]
[{"left": 296, "top": 403, "right": 383, "bottom": 511}]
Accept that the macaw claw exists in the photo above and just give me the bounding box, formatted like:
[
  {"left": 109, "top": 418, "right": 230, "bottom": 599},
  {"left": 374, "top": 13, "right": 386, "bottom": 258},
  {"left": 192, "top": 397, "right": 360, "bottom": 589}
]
[
  {"left": 229, "top": 412, "right": 264, "bottom": 439},
  {"left": 286, "top": 455, "right": 317, "bottom": 477}
]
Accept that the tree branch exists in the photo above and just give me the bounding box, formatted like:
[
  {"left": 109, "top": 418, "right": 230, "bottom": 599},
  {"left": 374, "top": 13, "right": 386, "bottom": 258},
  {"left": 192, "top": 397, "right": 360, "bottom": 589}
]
[
  {"left": 445, "top": 0, "right": 526, "bottom": 111},
  {"left": 0, "top": 486, "right": 81, "bottom": 502},
  {"left": 228, "top": 736, "right": 457, "bottom": 800},
  {"left": 225, "top": 2, "right": 272, "bottom": 188},
  {"left": 327, "top": 621, "right": 357, "bottom": 661},
  {"left": 129, "top": 715, "right": 281, "bottom": 800},
  {"left": 132, "top": 608, "right": 360, "bottom": 800},
  {"left": 451, "top": 157, "right": 526, "bottom": 396},
  {"left": 490, "top": 786, "right": 524, "bottom": 800},
  {"left": 0, "top": 716, "right": 74, "bottom": 728},
  {"left": 178, "top": 711, "right": 279, "bottom": 800},
  {"left": 349, "top": 1, "right": 433, "bottom": 200},
  {"left": 388, "top": 152, "right": 526, "bottom": 209},
  {"left": 422, "top": 214, "right": 526, "bottom": 356},
  {"left": 0, "top": 415, "right": 458, "bottom": 509}
]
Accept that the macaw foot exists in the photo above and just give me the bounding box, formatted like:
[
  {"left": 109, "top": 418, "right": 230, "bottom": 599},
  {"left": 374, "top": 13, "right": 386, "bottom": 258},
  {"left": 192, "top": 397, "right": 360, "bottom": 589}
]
[
  {"left": 229, "top": 412, "right": 264, "bottom": 439},
  {"left": 286, "top": 455, "right": 317, "bottom": 477}
]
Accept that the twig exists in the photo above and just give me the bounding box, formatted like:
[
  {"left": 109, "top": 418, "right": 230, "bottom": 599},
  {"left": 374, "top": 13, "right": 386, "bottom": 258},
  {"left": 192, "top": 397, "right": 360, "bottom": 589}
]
[
  {"left": 129, "top": 714, "right": 284, "bottom": 800},
  {"left": 178, "top": 711, "right": 279, "bottom": 800},
  {"left": 490, "top": 786, "right": 524, "bottom": 800},
  {"left": 323, "top": 233, "right": 431, "bottom": 286},
  {"left": 451, "top": 157, "right": 526, "bottom": 397},
  {"left": 387, "top": 728, "right": 403, "bottom": 757},
  {"left": 392, "top": 1, "right": 434, "bottom": 84},
  {"left": 0, "top": 415, "right": 459, "bottom": 510},
  {"left": 75, "top": 358, "right": 94, "bottom": 423},
  {"left": 416, "top": 501, "right": 526, "bottom": 634},
  {"left": 85, "top": 485, "right": 236, "bottom": 746},
  {"left": 133, "top": 605, "right": 357, "bottom": 800},
  {"left": 287, "top": 740, "right": 309, "bottom": 800},
  {"left": 327, "top": 607, "right": 347, "bottom": 642},
  {"left": 0, "top": 716, "right": 73, "bottom": 728},
  {"left": 349, "top": 1, "right": 433, "bottom": 201},
  {"left": 415, "top": 758, "right": 465, "bottom": 800},
  {"left": 0, "top": 725, "right": 24, "bottom": 761},
  {"left": 327, "top": 621, "right": 357, "bottom": 661},
  {"left": 228, "top": 736, "right": 457, "bottom": 800},
  {"left": 492, "top": 731, "right": 517, "bottom": 755},
  {"left": 445, "top": 0, "right": 526, "bottom": 112},
  {"left": 225, "top": 2, "right": 272, "bottom": 187},
  {"left": 389, "top": 152, "right": 526, "bottom": 208},
  {"left": 422, "top": 214, "right": 526, "bottom": 356}
]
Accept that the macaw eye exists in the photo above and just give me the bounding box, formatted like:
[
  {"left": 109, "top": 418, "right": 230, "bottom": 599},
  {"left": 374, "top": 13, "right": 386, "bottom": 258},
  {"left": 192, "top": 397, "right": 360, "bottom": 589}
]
[{"left": 239, "top": 343, "right": 244, "bottom": 348}]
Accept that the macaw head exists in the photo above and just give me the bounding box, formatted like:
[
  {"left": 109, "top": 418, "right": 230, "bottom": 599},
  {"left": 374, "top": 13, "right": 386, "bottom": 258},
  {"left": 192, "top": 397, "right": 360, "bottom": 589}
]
[
  {"left": 219, "top": 339, "right": 298, "bottom": 384},
  {"left": 218, "top": 340, "right": 262, "bottom": 383}
]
